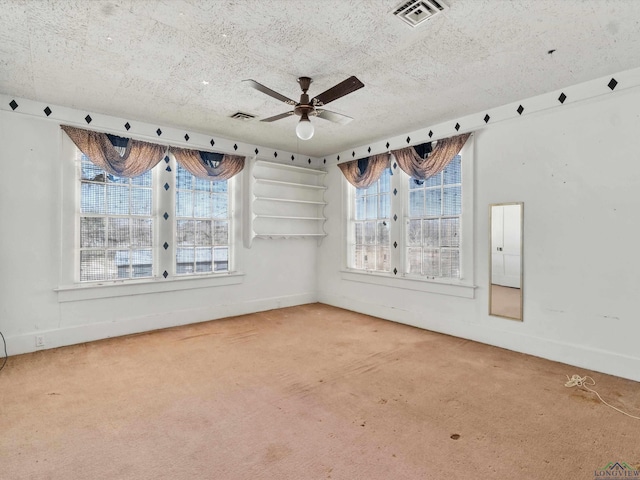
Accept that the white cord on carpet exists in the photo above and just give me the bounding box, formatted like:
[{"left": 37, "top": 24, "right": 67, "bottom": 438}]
[{"left": 564, "top": 374, "right": 640, "bottom": 420}]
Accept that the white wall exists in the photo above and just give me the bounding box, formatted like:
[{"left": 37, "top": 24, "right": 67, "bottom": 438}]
[
  {"left": 0, "top": 111, "right": 319, "bottom": 355},
  {"left": 318, "top": 85, "right": 640, "bottom": 382}
]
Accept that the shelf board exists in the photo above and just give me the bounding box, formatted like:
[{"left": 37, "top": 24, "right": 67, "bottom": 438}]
[
  {"left": 255, "top": 178, "right": 327, "bottom": 190},
  {"left": 255, "top": 196, "right": 327, "bottom": 205},
  {"left": 255, "top": 215, "right": 325, "bottom": 220},
  {"left": 255, "top": 160, "right": 327, "bottom": 175}
]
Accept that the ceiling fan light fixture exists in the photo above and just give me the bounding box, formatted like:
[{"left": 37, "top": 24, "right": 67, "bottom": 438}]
[{"left": 296, "top": 113, "right": 314, "bottom": 140}]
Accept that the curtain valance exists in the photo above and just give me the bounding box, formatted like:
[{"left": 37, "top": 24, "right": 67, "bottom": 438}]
[
  {"left": 62, "top": 125, "right": 245, "bottom": 181},
  {"left": 170, "top": 147, "right": 245, "bottom": 181},
  {"left": 61, "top": 125, "right": 167, "bottom": 178},
  {"left": 337, "top": 153, "right": 390, "bottom": 189},
  {"left": 391, "top": 132, "right": 471, "bottom": 180}
]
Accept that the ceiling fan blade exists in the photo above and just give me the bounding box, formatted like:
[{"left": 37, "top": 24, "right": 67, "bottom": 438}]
[
  {"left": 243, "top": 79, "right": 297, "bottom": 106},
  {"left": 316, "top": 110, "right": 354, "bottom": 125},
  {"left": 261, "top": 111, "right": 295, "bottom": 122},
  {"left": 312, "top": 76, "right": 364, "bottom": 106}
]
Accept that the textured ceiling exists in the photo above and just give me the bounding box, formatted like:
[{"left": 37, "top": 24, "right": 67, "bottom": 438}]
[{"left": 1, "top": 0, "right": 639, "bottom": 157}]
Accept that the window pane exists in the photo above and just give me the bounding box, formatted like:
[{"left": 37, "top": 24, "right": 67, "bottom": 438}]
[
  {"left": 80, "top": 250, "right": 106, "bottom": 281},
  {"left": 195, "top": 220, "right": 212, "bottom": 245},
  {"left": 106, "top": 185, "right": 129, "bottom": 215},
  {"left": 363, "top": 246, "right": 376, "bottom": 270},
  {"left": 212, "top": 181, "right": 228, "bottom": 193},
  {"left": 408, "top": 247, "right": 422, "bottom": 274},
  {"left": 176, "top": 165, "right": 192, "bottom": 189},
  {"left": 131, "top": 171, "right": 152, "bottom": 187},
  {"left": 425, "top": 172, "right": 441, "bottom": 187},
  {"left": 81, "top": 161, "right": 103, "bottom": 181},
  {"left": 443, "top": 156, "right": 461, "bottom": 185},
  {"left": 376, "top": 246, "right": 389, "bottom": 271},
  {"left": 131, "top": 218, "right": 152, "bottom": 247},
  {"left": 441, "top": 249, "right": 460, "bottom": 277},
  {"left": 214, "top": 221, "right": 228, "bottom": 244},
  {"left": 195, "top": 247, "right": 212, "bottom": 273},
  {"left": 354, "top": 245, "right": 364, "bottom": 269},
  {"left": 409, "top": 190, "right": 424, "bottom": 217},
  {"left": 364, "top": 221, "right": 376, "bottom": 244},
  {"left": 408, "top": 219, "right": 421, "bottom": 246},
  {"left": 176, "top": 191, "right": 193, "bottom": 217},
  {"left": 131, "top": 249, "right": 153, "bottom": 277},
  {"left": 213, "top": 194, "right": 228, "bottom": 218},
  {"left": 108, "top": 218, "right": 130, "bottom": 247},
  {"left": 423, "top": 249, "right": 440, "bottom": 276},
  {"left": 80, "top": 217, "right": 105, "bottom": 247},
  {"left": 176, "top": 248, "right": 194, "bottom": 274},
  {"left": 213, "top": 247, "right": 228, "bottom": 272},
  {"left": 81, "top": 183, "right": 106, "bottom": 214},
  {"left": 379, "top": 194, "right": 390, "bottom": 219},
  {"left": 377, "top": 220, "right": 389, "bottom": 245},
  {"left": 195, "top": 177, "right": 210, "bottom": 192},
  {"left": 425, "top": 189, "right": 442, "bottom": 216},
  {"left": 130, "top": 188, "right": 151, "bottom": 216},
  {"left": 194, "top": 191, "right": 212, "bottom": 218},
  {"left": 423, "top": 219, "right": 439, "bottom": 247},
  {"left": 177, "top": 220, "right": 195, "bottom": 246},
  {"left": 379, "top": 169, "right": 391, "bottom": 193},
  {"left": 354, "top": 222, "right": 363, "bottom": 245},
  {"left": 441, "top": 218, "right": 460, "bottom": 247},
  {"left": 355, "top": 196, "right": 365, "bottom": 220},
  {"left": 365, "top": 196, "right": 377, "bottom": 219},
  {"left": 443, "top": 186, "right": 461, "bottom": 215},
  {"left": 109, "top": 250, "right": 130, "bottom": 279}
]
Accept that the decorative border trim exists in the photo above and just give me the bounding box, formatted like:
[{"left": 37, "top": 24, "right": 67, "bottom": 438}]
[
  {"left": 0, "top": 94, "right": 324, "bottom": 169},
  {"left": 332, "top": 66, "right": 640, "bottom": 165}
]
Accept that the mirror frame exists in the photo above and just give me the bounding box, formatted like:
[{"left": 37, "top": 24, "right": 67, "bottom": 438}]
[{"left": 489, "top": 202, "right": 524, "bottom": 321}]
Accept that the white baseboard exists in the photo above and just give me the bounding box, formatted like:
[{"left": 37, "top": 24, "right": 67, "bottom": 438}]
[
  {"left": 318, "top": 292, "right": 640, "bottom": 383},
  {"left": 4, "top": 292, "right": 317, "bottom": 357}
]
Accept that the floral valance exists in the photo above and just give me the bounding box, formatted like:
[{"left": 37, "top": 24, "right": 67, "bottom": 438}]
[
  {"left": 391, "top": 132, "right": 471, "bottom": 180},
  {"left": 337, "top": 153, "right": 390, "bottom": 189},
  {"left": 62, "top": 125, "right": 245, "bottom": 181}
]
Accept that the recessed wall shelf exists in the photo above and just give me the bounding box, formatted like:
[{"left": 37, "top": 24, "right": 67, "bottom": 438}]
[{"left": 243, "top": 160, "right": 328, "bottom": 247}]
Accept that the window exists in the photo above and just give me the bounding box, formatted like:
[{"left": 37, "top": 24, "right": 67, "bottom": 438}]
[
  {"left": 350, "top": 168, "right": 391, "bottom": 272},
  {"left": 175, "top": 164, "right": 230, "bottom": 275},
  {"left": 79, "top": 153, "right": 153, "bottom": 281},
  {"left": 406, "top": 155, "right": 461, "bottom": 278},
  {"left": 345, "top": 139, "right": 473, "bottom": 289},
  {"left": 76, "top": 151, "right": 233, "bottom": 283}
]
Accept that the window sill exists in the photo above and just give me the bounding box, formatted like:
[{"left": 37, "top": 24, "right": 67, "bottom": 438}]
[
  {"left": 55, "top": 272, "right": 245, "bottom": 303},
  {"left": 340, "top": 270, "right": 476, "bottom": 299}
]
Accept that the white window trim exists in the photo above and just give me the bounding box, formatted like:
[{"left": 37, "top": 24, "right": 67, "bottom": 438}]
[
  {"left": 57, "top": 133, "right": 245, "bottom": 302},
  {"left": 341, "top": 135, "right": 476, "bottom": 298}
]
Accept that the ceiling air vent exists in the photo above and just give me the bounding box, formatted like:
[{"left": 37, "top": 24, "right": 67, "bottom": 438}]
[
  {"left": 392, "top": 0, "right": 448, "bottom": 27},
  {"left": 230, "top": 111, "right": 255, "bottom": 121}
]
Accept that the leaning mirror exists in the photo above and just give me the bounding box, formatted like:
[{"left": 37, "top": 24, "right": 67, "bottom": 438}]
[{"left": 489, "top": 202, "right": 524, "bottom": 320}]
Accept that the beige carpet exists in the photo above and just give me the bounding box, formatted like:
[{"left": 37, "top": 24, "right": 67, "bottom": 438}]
[{"left": 1, "top": 303, "right": 639, "bottom": 479}]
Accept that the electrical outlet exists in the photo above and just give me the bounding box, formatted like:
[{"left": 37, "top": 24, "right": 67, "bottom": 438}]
[{"left": 35, "top": 335, "right": 45, "bottom": 347}]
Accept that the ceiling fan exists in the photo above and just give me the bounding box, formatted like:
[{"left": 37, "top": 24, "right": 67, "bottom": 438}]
[{"left": 243, "top": 76, "right": 364, "bottom": 140}]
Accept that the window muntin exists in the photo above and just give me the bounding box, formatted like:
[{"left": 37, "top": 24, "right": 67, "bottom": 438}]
[
  {"left": 175, "top": 163, "right": 230, "bottom": 275},
  {"left": 406, "top": 155, "right": 461, "bottom": 278},
  {"left": 79, "top": 153, "right": 153, "bottom": 282},
  {"left": 351, "top": 168, "right": 391, "bottom": 272}
]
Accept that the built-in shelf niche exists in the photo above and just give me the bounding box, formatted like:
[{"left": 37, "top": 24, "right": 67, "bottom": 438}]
[{"left": 243, "top": 159, "right": 328, "bottom": 248}]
